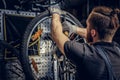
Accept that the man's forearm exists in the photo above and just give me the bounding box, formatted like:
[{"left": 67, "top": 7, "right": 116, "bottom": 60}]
[
  {"left": 76, "top": 27, "right": 87, "bottom": 38},
  {"left": 51, "top": 14, "right": 69, "bottom": 54},
  {"left": 51, "top": 14, "right": 62, "bottom": 35}
]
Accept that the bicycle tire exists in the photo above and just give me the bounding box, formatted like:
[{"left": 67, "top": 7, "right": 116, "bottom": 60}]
[
  {"left": 0, "top": 40, "right": 25, "bottom": 80},
  {"left": 20, "top": 10, "right": 84, "bottom": 80},
  {"left": 5, "top": 60, "right": 26, "bottom": 80}
]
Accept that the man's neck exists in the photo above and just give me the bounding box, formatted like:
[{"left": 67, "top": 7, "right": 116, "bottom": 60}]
[
  {"left": 89, "top": 39, "right": 112, "bottom": 45},
  {"left": 93, "top": 36, "right": 112, "bottom": 43},
  {"left": 97, "top": 40, "right": 112, "bottom": 42}
]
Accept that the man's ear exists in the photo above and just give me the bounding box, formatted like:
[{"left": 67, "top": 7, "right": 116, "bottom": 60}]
[{"left": 90, "top": 29, "right": 97, "bottom": 37}]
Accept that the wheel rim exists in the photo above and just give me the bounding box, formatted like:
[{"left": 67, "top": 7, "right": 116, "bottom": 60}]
[{"left": 22, "top": 13, "right": 85, "bottom": 79}]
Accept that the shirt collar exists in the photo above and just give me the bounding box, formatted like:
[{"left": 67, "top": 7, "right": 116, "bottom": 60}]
[{"left": 92, "top": 41, "right": 119, "bottom": 47}]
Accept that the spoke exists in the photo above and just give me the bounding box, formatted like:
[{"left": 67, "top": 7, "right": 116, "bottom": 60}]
[
  {"left": 73, "top": 35, "right": 79, "bottom": 41},
  {"left": 69, "top": 33, "right": 74, "bottom": 40},
  {"left": 75, "top": 38, "right": 83, "bottom": 42}
]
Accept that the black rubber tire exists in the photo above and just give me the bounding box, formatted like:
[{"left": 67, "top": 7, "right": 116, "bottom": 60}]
[
  {"left": 20, "top": 10, "right": 83, "bottom": 80},
  {"left": 0, "top": 40, "right": 25, "bottom": 80},
  {"left": 5, "top": 60, "right": 26, "bottom": 80}
]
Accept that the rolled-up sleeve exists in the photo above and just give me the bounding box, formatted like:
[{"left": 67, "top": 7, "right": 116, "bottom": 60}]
[{"left": 64, "top": 41, "right": 85, "bottom": 64}]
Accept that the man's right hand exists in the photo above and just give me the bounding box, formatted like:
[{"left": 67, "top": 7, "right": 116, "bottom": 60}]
[
  {"left": 62, "top": 21, "right": 77, "bottom": 33},
  {"left": 62, "top": 21, "right": 87, "bottom": 38}
]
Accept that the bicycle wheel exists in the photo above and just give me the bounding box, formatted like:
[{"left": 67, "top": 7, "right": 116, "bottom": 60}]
[{"left": 20, "top": 10, "right": 85, "bottom": 80}]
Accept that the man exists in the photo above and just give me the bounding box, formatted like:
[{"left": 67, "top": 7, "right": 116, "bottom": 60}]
[{"left": 51, "top": 6, "right": 120, "bottom": 80}]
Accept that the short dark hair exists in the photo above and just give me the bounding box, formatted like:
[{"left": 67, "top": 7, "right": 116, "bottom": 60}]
[{"left": 87, "top": 6, "right": 120, "bottom": 40}]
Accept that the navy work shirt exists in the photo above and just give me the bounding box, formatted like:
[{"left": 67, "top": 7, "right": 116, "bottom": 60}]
[{"left": 64, "top": 41, "right": 120, "bottom": 80}]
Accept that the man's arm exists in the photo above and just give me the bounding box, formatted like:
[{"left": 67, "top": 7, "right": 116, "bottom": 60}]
[
  {"left": 62, "top": 21, "right": 87, "bottom": 39},
  {"left": 76, "top": 27, "right": 87, "bottom": 39},
  {"left": 51, "top": 13, "right": 69, "bottom": 54}
]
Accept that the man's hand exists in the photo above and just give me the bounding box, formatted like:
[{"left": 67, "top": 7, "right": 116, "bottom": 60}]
[
  {"left": 49, "top": 4, "right": 66, "bottom": 15},
  {"left": 62, "top": 21, "right": 77, "bottom": 33},
  {"left": 49, "top": 7, "right": 62, "bottom": 15},
  {"left": 62, "top": 21, "right": 87, "bottom": 38},
  {"left": 49, "top": 3, "right": 61, "bottom": 15}
]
